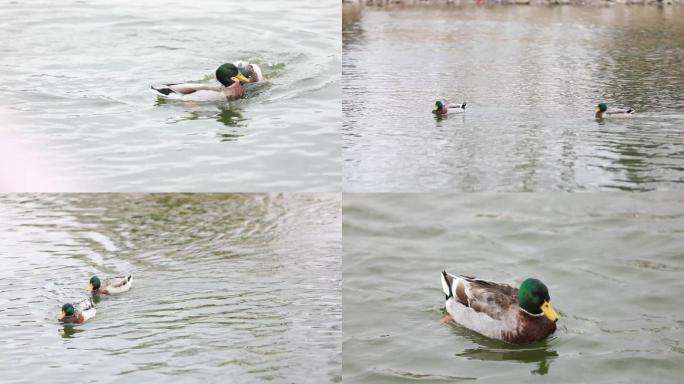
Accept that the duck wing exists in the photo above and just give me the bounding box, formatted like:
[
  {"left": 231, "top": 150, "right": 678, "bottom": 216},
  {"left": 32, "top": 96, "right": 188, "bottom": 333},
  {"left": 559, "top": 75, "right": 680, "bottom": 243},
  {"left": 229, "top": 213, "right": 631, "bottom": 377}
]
[
  {"left": 442, "top": 271, "right": 517, "bottom": 320},
  {"left": 103, "top": 275, "right": 133, "bottom": 294},
  {"left": 606, "top": 108, "right": 634, "bottom": 115},
  {"left": 169, "top": 83, "right": 222, "bottom": 94},
  {"left": 104, "top": 275, "right": 131, "bottom": 288},
  {"left": 74, "top": 296, "right": 95, "bottom": 312},
  {"left": 447, "top": 102, "right": 467, "bottom": 110},
  {"left": 151, "top": 83, "right": 223, "bottom": 96}
]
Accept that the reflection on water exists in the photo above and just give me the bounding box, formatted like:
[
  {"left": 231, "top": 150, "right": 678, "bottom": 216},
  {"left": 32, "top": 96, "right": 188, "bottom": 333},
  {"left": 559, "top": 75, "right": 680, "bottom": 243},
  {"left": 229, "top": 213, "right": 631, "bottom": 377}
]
[
  {"left": 154, "top": 98, "right": 249, "bottom": 141},
  {"left": 215, "top": 105, "right": 245, "bottom": 130},
  {"left": 59, "top": 325, "right": 83, "bottom": 339},
  {"left": 343, "top": 6, "right": 684, "bottom": 192},
  {"left": 0, "top": 193, "right": 341, "bottom": 383},
  {"left": 443, "top": 310, "right": 559, "bottom": 375},
  {"left": 454, "top": 332, "right": 558, "bottom": 375},
  {"left": 459, "top": 346, "right": 557, "bottom": 375},
  {"left": 155, "top": 99, "right": 247, "bottom": 132}
]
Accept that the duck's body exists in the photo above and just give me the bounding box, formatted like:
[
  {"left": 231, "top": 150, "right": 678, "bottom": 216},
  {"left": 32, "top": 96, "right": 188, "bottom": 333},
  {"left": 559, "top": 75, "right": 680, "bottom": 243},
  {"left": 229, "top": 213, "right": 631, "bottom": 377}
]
[
  {"left": 150, "top": 83, "right": 235, "bottom": 101},
  {"left": 89, "top": 275, "right": 132, "bottom": 295},
  {"left": 58, "top": 297, "right": 96, "bottom": 324},
  {"left": 440, "top": 271, "right": 558, "bottom": 344},
  {"left": 151, "top": 62, "right": 264, "bottom": 102},
  {"left": 595, "top": 103, "right": 633, "bottom": 119},
  {"left": 432, "top": 100, "right": 466, "bottom": 115}
]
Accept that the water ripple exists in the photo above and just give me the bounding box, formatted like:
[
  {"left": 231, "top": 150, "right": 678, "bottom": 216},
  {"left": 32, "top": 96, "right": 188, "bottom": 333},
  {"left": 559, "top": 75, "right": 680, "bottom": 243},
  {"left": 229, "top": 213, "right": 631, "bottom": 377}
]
[
  {"left": 0, "top": 193, "right": 341, "bottom": 383},
  {"left": 343, "top": 6, "right": 684, "bottom": 192}
]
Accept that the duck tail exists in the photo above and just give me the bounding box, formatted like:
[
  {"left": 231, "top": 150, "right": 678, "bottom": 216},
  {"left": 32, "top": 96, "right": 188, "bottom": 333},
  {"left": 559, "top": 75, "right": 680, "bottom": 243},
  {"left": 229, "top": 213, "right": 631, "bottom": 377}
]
[
  {"left": 447, "top": 102, "right": 466, "bottom": 110},
  {"left": 626, "top": 109, "right": 633, "bottom": 114},
  {"left": 150, "top": 86, "right": 175, "bottom": 96},
  {"left": 441, "top": 270, "right": 454, "bottom": 300}
]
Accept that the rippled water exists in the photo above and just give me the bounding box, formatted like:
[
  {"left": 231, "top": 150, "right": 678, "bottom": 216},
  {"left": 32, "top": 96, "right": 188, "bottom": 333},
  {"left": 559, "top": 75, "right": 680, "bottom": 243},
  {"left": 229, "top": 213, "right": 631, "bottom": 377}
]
[
  {"left": 343, "top": 6, "right": 684, "bottom": 192},
  {"left": 343, "top": 193, "right": 684, "bottom": 383},
  {"left": 0, "top": 194, "right": 341, "bottom": 383},
  {"left": 0, "top": 0, "right": 340, "bottom": 191}
]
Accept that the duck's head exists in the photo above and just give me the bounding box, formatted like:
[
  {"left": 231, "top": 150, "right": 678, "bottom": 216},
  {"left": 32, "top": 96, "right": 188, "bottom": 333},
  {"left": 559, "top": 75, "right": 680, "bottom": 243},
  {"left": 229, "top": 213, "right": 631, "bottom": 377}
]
[
  {"left": 58, "top": 303, "right": 75, "bottom": 320},
  {"left": 518, "top": 278, "right": 559, "bottom": 322},
  {"left": 435, "top": 100, "right": 445, "bottom": 110},
  {"left": 88, "top": 276, "right": 100, "bottom": 292},
  {"left": 216, "top": 63, "right": 250, "bottom": 86},
  {"left": 597, "top": 103, "right": 608, "bottom": 112},
  {"left": 238, "top": 64, "right": 254, "bottom": 79}
]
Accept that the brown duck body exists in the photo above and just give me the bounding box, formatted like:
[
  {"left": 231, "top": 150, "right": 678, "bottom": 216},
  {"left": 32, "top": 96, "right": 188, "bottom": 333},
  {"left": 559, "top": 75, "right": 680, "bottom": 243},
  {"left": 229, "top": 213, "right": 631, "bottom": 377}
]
[
  {"left": 502, "top": 310, "right": 557, "bottom": 344},
  {"left": 61, "top": 312, "right": 90, "bottom": 324},
  {"left": 432, "top": 107, "right": 449, "bottom": 115},
  {"left": 441, "top": 271, "right": 556, "bottom": 344}
]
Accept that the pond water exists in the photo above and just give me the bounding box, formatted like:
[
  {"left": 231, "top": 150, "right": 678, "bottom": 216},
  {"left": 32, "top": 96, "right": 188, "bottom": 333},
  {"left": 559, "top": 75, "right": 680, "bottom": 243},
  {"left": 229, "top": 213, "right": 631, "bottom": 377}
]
[
  {"left": 0, "top": 0, "right": 340, "bottom": 191},
  {"left": 343, "top": 193, "right": 684, "bottom": 383},
  {"left": 343, "top": 6, "right": 684, "bottom": 192},
  {"left": 0, "top": 193, "right": 341, "bottom": 383}
]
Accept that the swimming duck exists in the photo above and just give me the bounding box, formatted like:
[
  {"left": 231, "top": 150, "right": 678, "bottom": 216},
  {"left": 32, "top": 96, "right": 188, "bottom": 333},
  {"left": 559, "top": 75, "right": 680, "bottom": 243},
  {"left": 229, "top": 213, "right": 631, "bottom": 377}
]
[
  {"left": 88, "top": 275, "right": 133, "bottom": 295},
  {"left": 595, "top": 103, "right": 633, "bottom": 119},
  {"left": 58, "top": 297, "right": 96, "bottom": 324},
  {"left": 235, "top": 61, "right": 264, "bottom": 84},
  {"left": 432, "top": 100, "right": 466, "bottom": 115},
  {"left": 440, "top": 271, "right": 558, "bottom": 344},
  {"left": 150, "top": 63, "right": 252, "bottom": 102}
]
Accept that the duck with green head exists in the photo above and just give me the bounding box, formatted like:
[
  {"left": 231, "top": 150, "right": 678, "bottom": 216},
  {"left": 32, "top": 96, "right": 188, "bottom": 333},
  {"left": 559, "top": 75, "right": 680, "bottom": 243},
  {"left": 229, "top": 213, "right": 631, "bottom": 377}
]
[
  {"left": 595, "top": 102, "right": 633, "bottom": 119},
  {"left": 432, "top": 100, "right": 467, "bottom": 115},
  {"left": 150, "top": 63, "right": 252, "bottom": 101},
  {"left": 440, "top": 271, "right": 558, "bottom": 344},
  {"left": 58, "top": 297, "right": 96, "bottom": 324},
  {"left": 88, "top": 275, "right": 133, "bottom": 295}
]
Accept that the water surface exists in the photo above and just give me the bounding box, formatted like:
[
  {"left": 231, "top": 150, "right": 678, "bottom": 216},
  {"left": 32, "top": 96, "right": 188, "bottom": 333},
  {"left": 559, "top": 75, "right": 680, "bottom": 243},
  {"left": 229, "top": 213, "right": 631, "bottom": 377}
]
[
  {"left": 0, "top": 0, "right": 340, "bottom": 191},
  {"left": 343, "top": 6, "right": 684, "bottom": 192},
  {"left": 0, "top": 193, "right": 341, "bottom": 383},
  {"left": 343, "top": 193, "right": 684, "bottom": 383}
]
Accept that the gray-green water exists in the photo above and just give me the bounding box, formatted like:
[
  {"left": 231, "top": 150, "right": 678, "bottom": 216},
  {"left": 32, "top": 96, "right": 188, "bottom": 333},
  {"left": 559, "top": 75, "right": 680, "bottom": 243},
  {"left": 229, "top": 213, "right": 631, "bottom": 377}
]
[
  {"left": 0, "top": 194, "right": 341, "bottom": 383},
  {"left": 343, "top": 193, "right": 684, "bottom": 383},
  {"left": 0, "top": 0, "right": 340, "bottom": 191},
  {"left": 343, "top": 6, "right": 684, "bottom": 192}
]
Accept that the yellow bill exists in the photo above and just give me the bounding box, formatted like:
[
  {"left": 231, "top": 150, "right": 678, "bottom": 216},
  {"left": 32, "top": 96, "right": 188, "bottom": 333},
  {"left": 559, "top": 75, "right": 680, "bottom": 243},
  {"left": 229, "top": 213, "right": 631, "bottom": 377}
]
[
  {"left": 541, "top": 301, "right": 559, "bottom": 322},
  {"left": 87, "top": 283, "right": 93, "bottom": 292},
  {"left": 58, "top": 311, "right": 65, "bottom": 320},
  {"left": 234, "top": 72, "right": 250, "bottom": 83}
]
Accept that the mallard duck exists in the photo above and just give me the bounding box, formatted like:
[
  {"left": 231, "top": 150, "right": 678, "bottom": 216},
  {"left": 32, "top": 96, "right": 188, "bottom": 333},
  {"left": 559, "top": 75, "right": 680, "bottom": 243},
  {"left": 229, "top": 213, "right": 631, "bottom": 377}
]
[
  {"left": 595, "top": 102, "right": 633, "bottom": 119},
  {"left": 440, "top": 271, "right": 558, "bottom": 344},
  {"left": 150, "top": 63, "right": 252, "bottom": 102},
  {"left": 432, "top": 100, "right": 466, "bottom": 115},
  {"left": 58, "top": 297, "right": 96, "bottom": 324},
  {"left": 235, "top": 61, "right": 264, "bottom": 84},
  {"left": 88, "top": 275, "right": 133, "bottom": 295}
]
